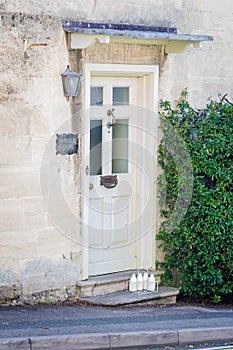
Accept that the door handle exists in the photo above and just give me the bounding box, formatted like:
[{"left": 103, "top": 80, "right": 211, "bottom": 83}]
[
  {"left": 85, "top": 165, "right": 89, "bottom": 175},
  {"left": 107, "top": 108, "right": 116, "bottom": 129},
  {"left": 107, "top": 108, "right": 115, "bottom": 117}
]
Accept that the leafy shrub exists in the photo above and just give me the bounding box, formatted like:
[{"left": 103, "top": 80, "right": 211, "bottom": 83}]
[{"left": 157, "top": 90, "right": 233, "bottom": 301}]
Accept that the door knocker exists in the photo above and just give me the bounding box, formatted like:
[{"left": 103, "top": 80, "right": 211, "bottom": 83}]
[{"left": 100, "top": 175, "right": 118, "bottom": 189}]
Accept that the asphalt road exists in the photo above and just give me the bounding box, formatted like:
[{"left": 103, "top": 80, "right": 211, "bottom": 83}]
[
  {"left": 0, "top": 304, "right": 233, "bottom": 349},
  {"left": 1, "top": 304, "right": 233, "bottom": 338}
]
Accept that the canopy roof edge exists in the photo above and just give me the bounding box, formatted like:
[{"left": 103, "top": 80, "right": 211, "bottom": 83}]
[{"left": 62, "top": 21, "right": 213, "bottom": 53}]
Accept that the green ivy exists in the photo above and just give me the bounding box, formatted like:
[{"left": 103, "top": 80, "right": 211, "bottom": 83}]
[{"left": 157, "top": 90, "right": 233, "bottom": 301}]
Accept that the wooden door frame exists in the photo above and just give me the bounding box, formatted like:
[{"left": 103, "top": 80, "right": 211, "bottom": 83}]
[{"left": 81, "top": 63, "right": 159, "bottom": 280}]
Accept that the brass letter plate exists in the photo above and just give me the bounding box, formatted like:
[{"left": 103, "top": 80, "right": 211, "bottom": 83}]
[{"left": 100, "top": 175, "right": 118, "bottom": 189}]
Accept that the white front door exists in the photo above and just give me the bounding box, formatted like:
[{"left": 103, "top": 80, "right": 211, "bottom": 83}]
[
  {"left": 83, "top": 64, "right": 158, "bottom": 277},
  {"left": 89, "top": 77, "right": 138, "bottom": 275}
]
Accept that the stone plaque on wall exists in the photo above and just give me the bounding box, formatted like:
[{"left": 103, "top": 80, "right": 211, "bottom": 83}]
[{"left": 56, "top": 133, "right": 78, "bottom": 155}]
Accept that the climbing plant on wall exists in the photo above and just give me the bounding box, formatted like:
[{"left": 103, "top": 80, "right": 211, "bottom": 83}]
[{"left": 157, "top": 90, "right": 233, "bottom": 302}]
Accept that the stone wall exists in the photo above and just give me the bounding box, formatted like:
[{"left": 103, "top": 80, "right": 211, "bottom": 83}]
[
  {"left": 0, "top": 0, "right": 232, "bottom": 302},
  {"left": 0, "top": 11, "right": 81, "bottom": 302},
  {"left": 2, "top": 0, "right": 233, "bottom": 105}
]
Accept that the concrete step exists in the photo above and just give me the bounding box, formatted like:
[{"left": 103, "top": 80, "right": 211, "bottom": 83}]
[
  {"left": 79, "top": 286, "right": 179, "bottom": 306},
  {"left": 77, "top": 270, "right": 165, "bottom": 297}
]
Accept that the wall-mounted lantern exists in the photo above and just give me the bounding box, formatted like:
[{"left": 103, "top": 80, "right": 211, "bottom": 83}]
[{"left": 61, "top": 65, "right": 82, "bottom": 101}]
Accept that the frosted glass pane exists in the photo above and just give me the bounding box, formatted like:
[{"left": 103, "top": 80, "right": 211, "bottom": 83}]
[
  {"left": 90, "top": 120, "right": 102, "bottom": 175},
  {"left": 69, "top": 77, "right": 79, "bottom": 95},
  {"left": 113, "top": 87, "right": 129, "bottom": 105},
  {"left": 112, "top": 119, "right": 128, "bottom": 173},
  {"left": 91, "top": 87, "right": 103, "bottom": 106}
]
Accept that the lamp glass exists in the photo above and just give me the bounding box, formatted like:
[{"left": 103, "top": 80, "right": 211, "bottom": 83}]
[{"left": 61, "top": 65, "right": 82, "bottom": 99}]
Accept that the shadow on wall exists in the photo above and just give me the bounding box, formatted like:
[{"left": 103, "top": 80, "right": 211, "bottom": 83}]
[{"left": 0, "top": 258, "right": 80, "bottom": 303}]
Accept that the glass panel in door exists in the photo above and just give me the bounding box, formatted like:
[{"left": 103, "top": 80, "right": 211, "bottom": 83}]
[
  {"left": 91, "top": 87, "right": 103, "bottom": 106},
  {"left": 112, "top": 87, "right": 129, "bottom": 173},
  {"left": 90, "top": 86, "right": 103, "bottom": 175},
  {"left": 112, "top": 119, "right": 128, "bottom": 173},
  {"left": 113, "top": 87, "right": 129, "bottom": 105},
  {"left": 90, "top": 120, "right": 102, "bottom": 175}
]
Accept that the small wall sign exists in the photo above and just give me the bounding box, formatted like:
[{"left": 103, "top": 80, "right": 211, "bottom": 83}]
[{"left": 56, "top": 133, "right": 78, "bottom": 155}]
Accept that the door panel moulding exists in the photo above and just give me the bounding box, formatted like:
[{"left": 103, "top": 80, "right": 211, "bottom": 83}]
[{"left": 62, "top": 21, "right": 213, "bottom": 54}]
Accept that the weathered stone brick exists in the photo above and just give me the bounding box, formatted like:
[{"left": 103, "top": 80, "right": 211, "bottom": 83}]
[
  {"left": 0, "top": 199, "right": 23, "bottom": 232},
  {"left": 34, "top": 227, "right": 72, "bottom": 259},
  {"left": 20, "top": 257, "right": 79, "bottom": 295},
  {"left": 0, "top": 168, "right": 40, "bottom": 199},
  {"left": 0, "top": 136, "right": 32, "bottom": 165}
]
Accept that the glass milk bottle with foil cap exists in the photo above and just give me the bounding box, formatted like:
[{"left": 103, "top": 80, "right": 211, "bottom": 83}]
[
  {"left": 143, "top": 271, "right": 148, "bottom": 290},
  {"left": 148, "top": 273, "right": 156, "bottom": 291},
  {"left": 137, "top": 271, "right": 143, "bottom": 291},
  {"left": 129, "top": 273, "right": 137, "bottom": 292}
]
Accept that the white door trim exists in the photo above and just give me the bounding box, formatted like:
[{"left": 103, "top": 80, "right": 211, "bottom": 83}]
[{"left": 81, "top": 63, "right": 159, "bottom": 280}]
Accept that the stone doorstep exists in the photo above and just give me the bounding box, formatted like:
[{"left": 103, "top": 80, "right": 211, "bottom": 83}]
[
  {"left": 76, "top": 270, "right": 165, "bottom": 297},
  {"left": 79, "top": 286, "right": 179, "bottom": 306}
]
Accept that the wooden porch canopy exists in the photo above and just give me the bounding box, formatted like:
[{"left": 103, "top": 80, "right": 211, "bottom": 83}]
[{"left": 62, "top": 21, "right": 213, "bottom": 53}]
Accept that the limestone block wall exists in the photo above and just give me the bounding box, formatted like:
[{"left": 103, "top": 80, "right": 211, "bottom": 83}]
[
  {"left": 3, "top": 0, "right": 232, "bottom": 105},
  {"left": 0, "top": 11, "right": 81, "bottom": 302},
  {"left": 0, "top": 0, "right": 232, "bottom": 302},
  {"left": 159, "top": 0, "right": 233, "bottom": 106}
]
